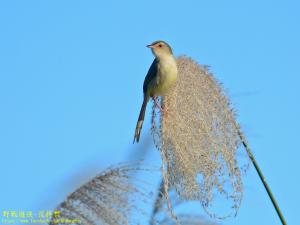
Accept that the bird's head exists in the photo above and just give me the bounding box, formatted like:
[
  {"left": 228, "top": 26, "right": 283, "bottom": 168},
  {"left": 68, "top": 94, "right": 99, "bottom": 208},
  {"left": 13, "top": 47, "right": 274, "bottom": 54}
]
[{"left": 147, "top": 40, "right": 173, "bottom": 59}]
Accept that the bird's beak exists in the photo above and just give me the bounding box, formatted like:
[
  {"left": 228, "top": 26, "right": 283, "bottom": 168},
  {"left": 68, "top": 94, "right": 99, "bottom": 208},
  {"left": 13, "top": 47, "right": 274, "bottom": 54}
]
[{"left": 146, "top": 44, "right": 154, "bottom": 49}]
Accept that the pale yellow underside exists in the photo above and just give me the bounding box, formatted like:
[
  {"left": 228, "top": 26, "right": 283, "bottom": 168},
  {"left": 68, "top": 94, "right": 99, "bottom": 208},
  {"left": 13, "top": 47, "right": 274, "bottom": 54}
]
[{"left": 149, "top": 56, "right": 178, "bottom": 96}]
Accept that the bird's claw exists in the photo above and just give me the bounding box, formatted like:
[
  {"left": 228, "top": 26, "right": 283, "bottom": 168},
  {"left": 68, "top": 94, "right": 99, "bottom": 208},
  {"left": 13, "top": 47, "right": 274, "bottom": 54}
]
[{"left": 152, "top": 97, "right": 168, "bottom": 116}]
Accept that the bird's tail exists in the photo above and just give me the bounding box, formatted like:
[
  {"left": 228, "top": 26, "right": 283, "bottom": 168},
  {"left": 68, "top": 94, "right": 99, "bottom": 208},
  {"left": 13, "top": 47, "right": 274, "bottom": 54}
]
[{"left": 133, "top": 96, "right": 149, "bottom": 143}]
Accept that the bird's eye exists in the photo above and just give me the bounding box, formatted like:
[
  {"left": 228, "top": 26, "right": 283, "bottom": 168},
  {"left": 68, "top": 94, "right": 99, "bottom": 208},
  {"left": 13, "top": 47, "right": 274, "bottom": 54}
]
[{"left": 158, "top": 44, "right": 162, "bottom": 47}]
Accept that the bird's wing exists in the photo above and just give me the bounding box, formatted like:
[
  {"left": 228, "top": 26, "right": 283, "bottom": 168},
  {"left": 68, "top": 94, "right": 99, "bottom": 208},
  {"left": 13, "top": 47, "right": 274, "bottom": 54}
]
[{"left": 143, "top": 59, "right": 158, "bottom": 95}]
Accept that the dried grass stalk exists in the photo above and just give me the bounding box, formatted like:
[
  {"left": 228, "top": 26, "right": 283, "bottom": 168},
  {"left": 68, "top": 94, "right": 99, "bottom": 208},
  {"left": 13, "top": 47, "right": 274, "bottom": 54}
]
[
  {"left": 49, "top": 163, "right": 154, "bottom": 225},
  {"left": 151, "top": 56, "right": 248, "bottom": 218}
]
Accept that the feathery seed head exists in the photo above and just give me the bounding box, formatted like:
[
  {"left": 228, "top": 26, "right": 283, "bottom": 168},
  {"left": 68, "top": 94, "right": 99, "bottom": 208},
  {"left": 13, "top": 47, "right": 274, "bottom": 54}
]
[
  {"left": 151, "top": 56, "right": 248, "bottom": 219},
  {"left": 49, "top": 163, "right": 157, "bottom": 225}
]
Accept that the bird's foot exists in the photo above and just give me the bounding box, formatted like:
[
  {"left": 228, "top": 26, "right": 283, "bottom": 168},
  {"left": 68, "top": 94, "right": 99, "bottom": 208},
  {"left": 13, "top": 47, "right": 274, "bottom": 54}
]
[{"left": 152, "top": 97, "right": 168, "bottom": 116}]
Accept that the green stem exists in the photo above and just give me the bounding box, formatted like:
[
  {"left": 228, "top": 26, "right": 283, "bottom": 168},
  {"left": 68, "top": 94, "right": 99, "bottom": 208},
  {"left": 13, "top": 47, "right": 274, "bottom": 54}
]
[{"left": 238, "top": 129, "right": 287, "bottom": 225}]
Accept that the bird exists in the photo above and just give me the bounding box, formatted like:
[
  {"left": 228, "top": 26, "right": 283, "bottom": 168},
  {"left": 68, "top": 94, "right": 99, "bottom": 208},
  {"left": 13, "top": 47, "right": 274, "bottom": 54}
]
[{"left": 133, "top": 40, "right": 178, "bottom": 143}]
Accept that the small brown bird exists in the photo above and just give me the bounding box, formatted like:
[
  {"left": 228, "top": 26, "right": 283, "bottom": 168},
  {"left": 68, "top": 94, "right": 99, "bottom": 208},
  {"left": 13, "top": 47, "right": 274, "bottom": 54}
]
[{"left": 133, "top": 40, "right": 178, "bottom": 143}]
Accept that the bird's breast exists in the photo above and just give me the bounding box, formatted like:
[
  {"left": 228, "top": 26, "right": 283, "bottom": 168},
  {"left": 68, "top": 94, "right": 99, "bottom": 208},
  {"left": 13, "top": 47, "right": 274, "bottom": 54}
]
[{"left": 153, "top": 57, "right": 178, "bottom": 95}]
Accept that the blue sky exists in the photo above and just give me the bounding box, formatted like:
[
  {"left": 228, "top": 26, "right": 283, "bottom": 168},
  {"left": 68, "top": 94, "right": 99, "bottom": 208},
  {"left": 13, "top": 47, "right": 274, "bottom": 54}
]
[{"left": 0, "top": 1, "right": 299, "bottom": 224}]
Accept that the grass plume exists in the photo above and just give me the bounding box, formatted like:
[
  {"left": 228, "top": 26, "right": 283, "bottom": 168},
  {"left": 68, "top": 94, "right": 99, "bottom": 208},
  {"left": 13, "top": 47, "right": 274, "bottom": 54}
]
[
  {"left": 151, "top": 56, "right": 248, "bottom": 219},
  {"left": 49, "top": 163, "right": 156, "bottom": 225}
]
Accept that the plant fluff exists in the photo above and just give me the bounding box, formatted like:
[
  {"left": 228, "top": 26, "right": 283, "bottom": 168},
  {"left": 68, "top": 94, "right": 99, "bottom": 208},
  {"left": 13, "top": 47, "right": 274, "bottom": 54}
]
[
  {"left": 151, "top": 56, "right": 247, "bottom": 218},
  {"left": 49, "top": 164, "right": 154, "bottom": 225}
]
